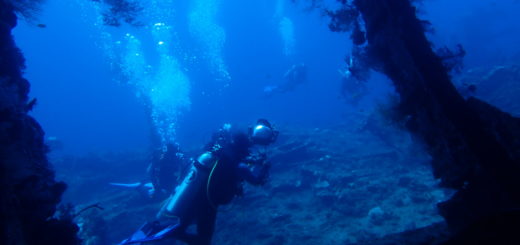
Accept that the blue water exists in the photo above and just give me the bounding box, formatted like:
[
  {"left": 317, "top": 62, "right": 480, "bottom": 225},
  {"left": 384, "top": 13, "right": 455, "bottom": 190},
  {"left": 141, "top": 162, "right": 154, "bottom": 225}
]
[
  {"left": 12, "top": 0, "right": 520, "bottom": 154},
  {"left": 13, "top": 0, "right": 346, "bottom": 155},
  {"left": 10, "top": 0, "right": 520, "bottom": 244},
  {"left": 9, "top": 0, "right": 520, "bottom": 152}
]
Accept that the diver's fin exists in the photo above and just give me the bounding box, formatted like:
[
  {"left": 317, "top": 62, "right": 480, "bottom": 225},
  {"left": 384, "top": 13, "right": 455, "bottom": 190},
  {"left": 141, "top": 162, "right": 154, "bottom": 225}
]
[
  {"left": 119, "top": 222, "right": 179, "bottom": 245},
  {"left": 110, "top": 182, "right": 143, "bottom": 188}
]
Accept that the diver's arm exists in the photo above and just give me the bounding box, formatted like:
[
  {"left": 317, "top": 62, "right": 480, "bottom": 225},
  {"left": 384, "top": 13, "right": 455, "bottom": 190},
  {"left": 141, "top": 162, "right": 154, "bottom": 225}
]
[{"left": 237, "top": 163, "right": 270, "bottom": 186}]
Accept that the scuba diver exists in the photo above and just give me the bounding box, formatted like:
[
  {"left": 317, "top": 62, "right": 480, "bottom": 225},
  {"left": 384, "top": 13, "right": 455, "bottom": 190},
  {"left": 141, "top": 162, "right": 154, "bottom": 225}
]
[
  {"left": 109, "top": 143, "right": 186, "bottom": 199},
  {"left": 120, "top": 119, "right": 279, "bottom": 245},
  {"left": 264, "top": 63, "right": 307, "bottom": 96},
  {"left": 148, "top": 143, "right": 186, "bottom": 197}
]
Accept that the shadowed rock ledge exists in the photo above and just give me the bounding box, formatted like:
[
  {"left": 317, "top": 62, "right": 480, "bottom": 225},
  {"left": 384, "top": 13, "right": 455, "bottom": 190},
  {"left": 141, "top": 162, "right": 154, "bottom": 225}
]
[{"left": 0, "top": 1, "right": 79, "bottom": 244}]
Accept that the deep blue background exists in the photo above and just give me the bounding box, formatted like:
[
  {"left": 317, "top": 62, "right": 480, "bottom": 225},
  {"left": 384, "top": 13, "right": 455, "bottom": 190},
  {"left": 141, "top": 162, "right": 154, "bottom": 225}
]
[{"left": 12, "top": 0, "right": 520, "bottom": 156}]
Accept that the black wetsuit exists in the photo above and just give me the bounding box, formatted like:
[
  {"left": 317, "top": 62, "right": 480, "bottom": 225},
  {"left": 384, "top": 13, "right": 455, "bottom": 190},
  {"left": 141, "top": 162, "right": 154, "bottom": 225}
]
[
  {"left": 150, "top": 144, "right": 184, "bottom": 196},
  {"left": 171, "top": 131, "right": 268, "bottom": 245}
]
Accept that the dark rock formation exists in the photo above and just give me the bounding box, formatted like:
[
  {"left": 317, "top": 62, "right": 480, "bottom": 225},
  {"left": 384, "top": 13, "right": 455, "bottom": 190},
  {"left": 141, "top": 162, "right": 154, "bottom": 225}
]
[
  {"left": 0, "top": 1, "right": 79, "bottom": 244},
  {"left": 327, "top": 0, "right": 520, "bottom": 239}
]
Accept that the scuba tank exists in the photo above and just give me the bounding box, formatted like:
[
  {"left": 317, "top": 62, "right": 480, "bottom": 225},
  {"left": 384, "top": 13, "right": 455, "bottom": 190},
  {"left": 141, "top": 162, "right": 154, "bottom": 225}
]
[{"left": 157, "top": 152, "right": 216, "bottom": 221}]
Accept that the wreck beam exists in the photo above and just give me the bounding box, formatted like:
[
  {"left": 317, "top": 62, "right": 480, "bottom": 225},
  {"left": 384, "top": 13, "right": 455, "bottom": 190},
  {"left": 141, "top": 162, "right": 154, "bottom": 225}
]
[{"left": 353, "top": 0, "right": 520, "bottom": 230}]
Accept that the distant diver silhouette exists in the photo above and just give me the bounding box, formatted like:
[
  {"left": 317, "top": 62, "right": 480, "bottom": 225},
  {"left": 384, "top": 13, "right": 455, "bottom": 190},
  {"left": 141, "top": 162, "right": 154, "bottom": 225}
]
[{"left": 264, "top": 63, "right": 307, "bottom": 96}]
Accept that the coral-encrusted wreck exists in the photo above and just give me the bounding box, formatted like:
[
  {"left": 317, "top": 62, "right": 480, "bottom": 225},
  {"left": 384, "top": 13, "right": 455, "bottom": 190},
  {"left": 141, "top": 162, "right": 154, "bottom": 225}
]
[
  {"left": 0, "top": 1, "right": 79, "bottom": 244},
  {"left": 328, "top": 0, "right": 520, "bottom": 243}
]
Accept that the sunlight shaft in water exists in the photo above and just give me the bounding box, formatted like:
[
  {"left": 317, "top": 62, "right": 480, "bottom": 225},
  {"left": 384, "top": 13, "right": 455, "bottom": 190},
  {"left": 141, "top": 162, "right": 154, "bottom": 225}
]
[
  {"left": 189, "top": 0, "right": 231, "bottom": 83},
  {"left": 77, "top": 0, "right": 191, "bottom": 151},
  {"left": 274, "top": 0, "right": 295, "bottom": 56},
  {"left": 279, "top": 17, "right": 295, "bottom": 56}
]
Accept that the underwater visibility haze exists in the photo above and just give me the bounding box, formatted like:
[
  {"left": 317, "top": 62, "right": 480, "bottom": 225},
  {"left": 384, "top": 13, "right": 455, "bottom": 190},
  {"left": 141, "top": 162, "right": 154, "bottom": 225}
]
[{"left": 2, "top": 0, "right": 520, "bottom": 244}]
